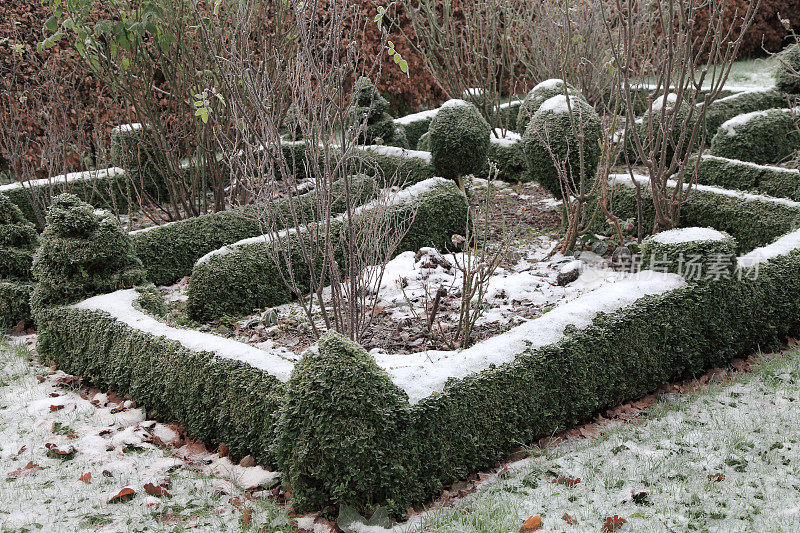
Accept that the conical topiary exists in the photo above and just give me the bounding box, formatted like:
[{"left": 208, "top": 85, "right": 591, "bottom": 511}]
[
  {"left": 0, "top": 195, "right": 39, "bottom": 328},
  {"left": 348, "top": 77, "right": 406, "bottom": 147},
  {"left": 31, "top": 193, "right": 145, "bottom": 318},
  {"left": 516, "top": 79, "right": 576, "bottom": 135}
]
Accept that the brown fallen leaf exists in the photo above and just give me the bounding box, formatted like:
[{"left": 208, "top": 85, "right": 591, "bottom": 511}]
[
  {"left": 144, "top": 483, "right": 171, "bottom": 497},
  {"left": 552, "top": 476, "right": 581, "bottom": 487},
  {"left": 563, "top": 512, "right": 578, "bottom": 525},
  {"left": 708, "top": 472, "right": 725, "bottom": 482},
  {"left": 16, "top": 445, "right": 26, "bottom": 456},
  {"left": 108, "top": 487, "right": 136, "bottom": 504},
  {"left": 218, "top": 443, "right": 229, "bottom": 457},
  {"left": 602, "top": 515, "right": 627, "bottom": 532},
  {"left": 242, "top": 508, "right": 253, "bottom": 526},
  {"left": 79, "top": 472, "right": 92, "bottom": 484},
  {"left": 520, "top": 515, "right": 542, "bottom": 532},
  {"left": 49, "top": 405, "right": 64, "bottom": 412},
  {"left": 8, "top": 461, "right": 43, "bottom": 478}
]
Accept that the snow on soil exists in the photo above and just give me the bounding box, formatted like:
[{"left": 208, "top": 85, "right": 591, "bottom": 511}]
[
  {"left": 0, "top": 338, "right": 292, "bottom": 532},
  {"left": 411, "top": 350, "right": 800, "bottom": 532}
]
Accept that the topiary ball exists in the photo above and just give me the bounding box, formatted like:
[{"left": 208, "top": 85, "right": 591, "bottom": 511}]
[
  {"left": 31, "top": 193, "right": 145, "bottom": 315},
  {"left": 776, "top": 44, "right": 800, "bottom": 95},
  {"left": 428, "top": 99, "right": 491, "bottom": 185},
  {"left": 274, "top": 331, "right": 413, "bottom": 515},
  {"left": 522, "top": 94, "right": 602, "bottom": 199},
  {"left": 641, "top": 227, "right": 736, "bottom": 281},
  {"left": 516, "top": 79, "right": 576, "bottom": 134}
]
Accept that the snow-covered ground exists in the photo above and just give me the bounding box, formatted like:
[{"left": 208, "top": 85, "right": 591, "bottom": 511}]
[{"left": 0, "top": 337, "right": 292, "bottom": 532}]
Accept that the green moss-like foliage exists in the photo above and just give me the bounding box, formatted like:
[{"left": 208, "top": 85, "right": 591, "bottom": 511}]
[
  {"left": 640, "top": 229, "right": 737, "bottom": 280},
  {"left": 429, "top": 100, "right": 491, "bottom": 184},
  {"left": 416, "top": 131, "right": 430, "bottom": 151},
  {"left": 709, "top": 108, "right": 800, "bottom": 165},
  {"left": 522, "top": 94, "right": 601, "bottom": 199},
  {"left": 516, "top": 79, "right": 575, "bottom": 135},
  {"left": 693, "top": 155, "right": 800, "bottom": 200},
  {"left": 348, "top": 77, "right": 402, "bottom": 147},
  {"left": 398, "top": 116, "right": 433, "bottom": 149},
  {"left": 31, "top": 194, "right": 145, "bottom": 317},
  {"left": 275, "top": 332, "right": 414, "bottom": 515},
  {"left": 186, "top": 178, "right": 468, "bottom": 321},
  {"left": 776, "top": 44, "right": 800, "bottom": 95},
  {"left": 0, "top": 195, "right": 39, "bottom": 327},
  {"left": 702, "top": 89, "right": 791, "bottom": 138},
  {"left": 486, "top": 138, "right": 531, "bottom": 183}
]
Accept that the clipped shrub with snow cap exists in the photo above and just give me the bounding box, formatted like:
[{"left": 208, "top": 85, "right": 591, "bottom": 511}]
[
  {"left": 522, "top": 94, "right": 601, "bottom": 199},
  {"left": 428, "top": 99, "right": 491, "bottom": 189},
  {"left": 709, "top": 108, "right": 800, "bottom": 165},
  {"left": 776, "top": 44, "right": 800, "bottom": 95},
  {"left": 516, "top": 79, "right": 575, "bottom": 135},
  {"left": 0, "top": 195, "right": 39, "bottom": 327},
  {"left": 641, "top": 227, "right": 736, "bottom": 281},
  {"left": 275, "top": 331, "right": 414, "bottom": 515},
  {"left": 31, "top": 194, "right": 145, "bottom": 318},
  {"left": 701, "top": 89, "right": 791, "bottom": 137},
  {"left": 348, "top": 76, "right": 406, "bottom": 147}
]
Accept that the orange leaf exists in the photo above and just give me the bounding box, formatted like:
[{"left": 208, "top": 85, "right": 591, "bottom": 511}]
[
  {"left": 242, "top": 508, "right": 253, "bottom": 526},
  {"left": 708, "top": 472, "right": 725, "bottom": 482},
  {"left": 552, "top": 476, "right": 581, "bottom": 487},
  {"left": 49, "top": 405, "right": 64, "bottom": 412},
  {"left": 8, "top": 461, "right": 43, "bottom": 478},
  {"left": 602, "top": 515, "right": 627, "bottom": 532},
  {"left": 563, "top": 512, "right": 578, "bottom": 525},
  {"left": 520, "top": 515, "right": 542, "bottom": 532},
  {"left": 79, "top": 472, "right": 92, "bottom": 484},
  {"left": 108, "top": 487, "right": 136, "bottom": 504},
  {"left": 144, "top": 483, "right": 171, "bottom": 497}
]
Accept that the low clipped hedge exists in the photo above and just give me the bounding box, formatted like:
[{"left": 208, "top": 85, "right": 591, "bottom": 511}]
[
  {"left": 609, "top": 177, "right": 800, "bottom": 253},
  {"left": 187, "top": 178, "right": 469, "bottom": 321},
  {"left": 701, "top": 89, "right": 790, "bottom": 137},
  {"left": 692, "top": 155, "right": 800, "bottom": 200},
  {"left": 132, "top": 176, "right": 377, "bottom": 286},
  {"left": 0, "top": 168, "right": 132, "bottom": 227},
  {"left": 709, "top": 108, "right": 800, "bottom": 165},
  {"left": 487, "top": 138, "right": 530, "bottom": 183},
  {"left": 640, "top": 228, "right": 737, "bottom": 278},
  {"left": 36, "top": 305, "right": 284, "bottom": 465}
]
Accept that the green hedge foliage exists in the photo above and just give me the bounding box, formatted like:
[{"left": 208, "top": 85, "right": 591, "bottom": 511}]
[
  {"left": 709, "top": 108, "right": 800, "bottom": 165},
  {"left": 776, "top": 44, "right": 800, "bottom": 95},
  {"left": 132, "top": 175, "right": 377, "bottom": 287},
  {"left": 523, "top": 95, "right": 601, "bottom": 199},
  {"left": 275, "top": 332, "right": 412, "bottom": 515},
  {"left": 186, "top": 178, "right": 469, "bottom": 321},
  {"left": 640, "top": 229, "right": 737, "bottom": 278},
  {"left": 429, "top": 101, "right": 491, "bottom": 183},
  {"left": 0, "top": 195, "right": 38, "bottom": 327},
  {"left": 692, "top": 155, "right": 800, "bottom": 200},
  {"left": 396, "top": 115, "right": 434, "bottom": 150},
  {"left": 487, "top": 139, "right": 530, "bottom": 183},
  {"left": 35, "top": 305, "right": 284, "bottom": 465},
  {"left": 348, "top": 77, "right": 407, "bottom": 148},
  {"left": 701, "top": 89, "right": 790, "bottom": 138},
  {"left": 31, "top": 194, "right": 145, "bottom": 320}
]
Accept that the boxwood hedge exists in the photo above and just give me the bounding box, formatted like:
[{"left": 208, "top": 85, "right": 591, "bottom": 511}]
[
  {"left": 692, "top": 155, "right": 800, "bottom": 200},
  {"left": 186, "top": 178, "right": 469, "bottom": 321},
  {"left": 132, "top": 175, "right": 377, "bottom": 286},
  {"left": 709, "top": 108, "right": 800, "bottom": 165},
  {"left": 701, "top": 89, "right": 790, "bottom": 137},
  {"left": 0, "top": 195, "right": 38, "bottom": 328}
]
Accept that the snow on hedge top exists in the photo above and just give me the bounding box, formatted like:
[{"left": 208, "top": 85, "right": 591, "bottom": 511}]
[
  {"left": 0, "top": 167, "right": 125, "bottom": 193},
  {"left": 651, "top": 227, "right": 728, "bottom": 245},
  {"left": 111, "top": 123, "right": 143, "bottom": 135},
  {"left": 490, "top": 128, "right": 522, "bottom": 147},
  {"left": 441, "top": 98, "right": 473, "bottom": 110},
  {"left": 73, "top": 289, "right": 295, "bottom": 382},
  {"left": 610, "top": 173, "right": 800, "bottom": 209},
  {"left": 738, "top": 228, "right": 800, "bottom": 266},
  {"left": 361, "top": 144, "right": 431, "bottom": 163},
  {"left": 650, "top": 93, "right": 678, "bottom": 113},
  {"left": 394, "top": 108, "right": 439, "bottom": 125},
  {"left": 719, "top": 109, "right": 774, "bottom": 136},
  {"left": 700, "top": 155, "right": 800, "bottom": 175},
  {"left": 533, "top": 78, "right": 564, "bottom": 92},
  {"left": 538, "top": 94, "right": 580, "bottom": 115},
  {"left": 374, "top": 270, "right": 686, "bottom": 404},
  {"left": 196, "top": 177, "right": 449, "bottom": 265}
]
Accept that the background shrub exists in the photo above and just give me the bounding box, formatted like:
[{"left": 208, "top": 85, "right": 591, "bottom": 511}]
[
  {"left": 516, "top": 79, "right": 574, "bottom": 134},
  {"left": 31, "top": 193, "right": 145, "bottom": 318},
  {"left": 776, "top": 43, "right": 800, "bottom": 94},
  {"left": 348, "top": 77, "right": 407, "bottom": 147},
  {"left": 428, "top": 100, "right": 491, "bottom": 186},
  {"left": 522, "top": 94, "right": 601, "bottom": 199},
  {"left": 0, "top": 195, "right": 38, "bottom": 327}
]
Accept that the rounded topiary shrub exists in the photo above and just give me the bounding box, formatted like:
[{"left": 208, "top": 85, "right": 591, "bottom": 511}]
[
  {"left": 516, "top": 79, "right": 575, "bottom": 134},
  {"left": 348, "top": 76, "right": 404, "bottom": 147},
  {"left": 709, "top": 108, "right": 800, "bottom": 165},
  {"left": 776, "top": 44, "right": 800, "bottom": 95},
  {"left": 429, "top": 99, "right": 491, "bottom": 187},
  {"left": 522, "top": 94, "right": 601, "bottom": 199},
  {"left": 31, "top": 194, "right": 145, "bottom": 316},
  {"left": 274, "top": 331, "right": 414, "bottom": 516},
  {"left": 640, "top": 227, "right": 736, "bottom": 281},
  {"left": 0, "top": 195, "right": 39, "bottom": 328}
]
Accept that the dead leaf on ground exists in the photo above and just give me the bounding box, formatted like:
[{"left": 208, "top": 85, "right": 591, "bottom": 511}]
[
  {"left": 602, "top": 515, "right": 627, "bottom": 532},
  {"left": 144, "top": 483, "right": 171, "bottom": 497},
  {"left": 108, "top": 487, "right": 136, "bottom": 504},
  {"left": 8, "top": 461, "right": 43, "bottom": 478},
  {"left": 520, "top": 514, "right": 542, "bottom": 531},
  {"left": 49, "top": 404, "right": 64, "bottom": 412},
  {"left": 79, "top": 472, "right": 92, "bottom": 484},
  {"left": 242, "top": 508, "right": 253, "bottom": 525},
  {"left": 563, "top": 512, "right": 578, "bottom": 525},
  {"left": 708, "top": 472, "right": 725, "bottom": 482},
  {"left": 552, "top": 476, "right": 581, "bottom": 487}
]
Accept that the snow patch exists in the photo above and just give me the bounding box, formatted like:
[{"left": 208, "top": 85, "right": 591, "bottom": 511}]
[
  {"left": 0, "top": 167, "right": 125, "bottom": 194},
  {"left": 538, "top": 94, "right": 581, "bottom": 115},
  {"left": 490, "top": 128, "right": 522, "bottom": 147},
  {"left": 441, "top": 98, "right": 473, "bottom": 110},
  {"left": 361, "top": 144, "right": 431, "bottom": 163},
  {"left": 651, "top": 227, "right": 729, "bottom": 245},
  {"left": 738, "top": 228, "right": 800, "bottom": 266}
]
